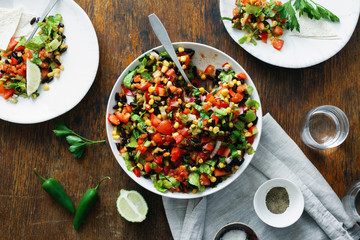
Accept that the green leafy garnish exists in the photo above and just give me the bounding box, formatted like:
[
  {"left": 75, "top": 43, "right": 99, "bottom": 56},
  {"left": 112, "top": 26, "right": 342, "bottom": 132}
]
[
  {"left": 276, "top": 1, "right": 300, "bottom": 32},
  {"left": 53, "top": 121, "right": 106, "bottom": 158}
]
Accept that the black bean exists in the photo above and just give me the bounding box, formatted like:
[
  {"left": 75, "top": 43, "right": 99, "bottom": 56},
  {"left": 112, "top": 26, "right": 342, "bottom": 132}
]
[
  {"left": 112, "top": 104, "right": 119, "bottom": 110},
  {"left": 49, "top": 67, "right": 53, "bottom": 72},
  {"left": 21, "top": 50, "right": 25, "bottom": 54},
  {"left": 184, "top": 48, "right": 195, "bottom": 57},
  {"left": 41, "top": 76, "right": 49, "bottom": 83},
  {"left": 59, "top": 48, "right": 67, "bottom": 54},
  {"left": 47, "top": 77, "right": 54, "bottom": 83},
  {"left": 36, "top": 17, "right": 40, "bottom": 23},
  {"left": 17, "top": 58, "right": 23, "bottom": 64},
  {"left": 62, "top": 34, "right": 66, "bottom": 39},
  {"left": 195, "top": 98, "right": 201, "bottom": 105},
  {"left": 252, "top": 117, "right": 258, "bottom": 125},
  {"left": 59, "top": 23, "right": 64, "bottom": 28},
  {"left": 129, "top": 102, "right": 137, "bottom": 107},
  {"left": 54, "top": 58, "right": 61, "bottom": 65},
  {"left": 7, "top": 55, "right": 12, "bottom": 59},
  {"left": 215, "top": 69, "right": 222, "bottom": 77},
  {"left": 30, "top": 17, "right": 36, "bottom": 25},
  {"left": 239, "top": 78, "right": 245, "bottom": 84},
  {"left": 12, "top": 52, "right": 18, "bottom": 58},
  {"left": 115, "top": 92, "right": 120, "bottom": 101},
  {"left": 154, "top": 100, "right": 162, "bottom": 106},
  {"left": 119, "top": 127, "right": 126, "bottom": 137},
  {"left": 43, "top": 57, "right": 51, "bottom": 63},
  {"left": 121, "top": 94, "right": 127, "bottom": 103},
  {"left": 115, "top": 143, "right": 121, "bottom": 150},
  {"left": 186, "top": 120, "right": 193, "bottom": 128},
  {"left": 232, "top": 85, "right": 238, "bottom": 92},
  {"left": 153, "top": 92, "right": 158, "bottom": 96}
]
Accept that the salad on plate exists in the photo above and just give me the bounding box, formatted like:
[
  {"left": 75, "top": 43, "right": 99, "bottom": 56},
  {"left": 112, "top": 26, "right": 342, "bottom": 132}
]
[{"left": 107, "top": 47, "right": 259, "bottom": 194}]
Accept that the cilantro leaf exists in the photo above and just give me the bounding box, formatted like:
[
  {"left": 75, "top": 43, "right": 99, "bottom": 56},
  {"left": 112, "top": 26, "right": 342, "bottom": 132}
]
[{"left": 276, "top": 1, "right": 300, "bottom": 32}]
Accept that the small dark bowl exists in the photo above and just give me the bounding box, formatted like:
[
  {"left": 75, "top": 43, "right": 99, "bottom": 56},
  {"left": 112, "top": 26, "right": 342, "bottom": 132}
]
[{"left": 213, "top": 222, "right": 259, "bottom": 240}]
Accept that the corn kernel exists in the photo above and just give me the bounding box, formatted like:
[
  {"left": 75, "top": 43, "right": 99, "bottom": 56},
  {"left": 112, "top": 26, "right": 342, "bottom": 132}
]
[
  {"left": 167, "top": 81, "right": 172, "bottom": 87},
  {"left": 228, "top": 81, "right": 234, "bottom": 88},
  {"left": 175, "top": 112, "right": 180, "bottom": 117},
  {"left": 273, "top": 21, "right": 278, "bottom": 26},
  {"left": 198, "top": 159, "right": 203, "bottom": 164},
  {"left": 201, "top": 74, "right": 206, "bottom": 80},
  {"left": 163, "top": 60, "right": 170, "bottom": 67},
  {"left": 210, "top": 176, "right": 217, "bottom": 182},
  {"left": 213, "top": 126, "right": 220, "bottom": 134},
  {"left": 237, "top": 150, "right": 242, "bottom": 155},
  {"left": 47, "top": 72, "right": 54, "bottom": 77},
  {"left": 229, "top": 122, "right": 234, "bottom": 128},
  {"left": 199, "top": 87, "right": 205, "bottom": 93},
  {"left": 157, "top": 114, "right": 162, "bottom": 119},
  {"left": 149, "top": 55, "right": 154, "bottom": 60},
  {"left": 161, "top": 65, "right": 168, "bottom": 73},
  {"left": 185, "top": 103, "right": 191, "bottom": 108},
  {"left": 174, "top": 122, "right": 180, "bottom": 129},
  {"left": 219, "top": 162, "right": 225, "bottom": 168},
  {"left": 163, "top": 78, "right": 168, "bottom": 84},
  {"left": 163, "top": 152, "right": 170, "bottom": 157},
  {"left": 223, "top": 83, "right": 228, "bottom": 88},
  {"left": 247, "top": 122, "right": 253, "bottom": 128},
  {"left": 210, "top": 166, "right": 215, "bottom": 172},
  {"left": 60, "top": 65, "right": 65, "bottom": 71},
  {"left": 191, "top": 124, "right": 196, "bottom": 129},
  {"left": 192, "top": 189, "right": 198, "bottom": 194},
  {"left": 179, "top": 75, "right": 183, "bottom": 80},
  {"left": 234, "top": 165, "right": 240, "bottom": 170},
  {"left": 137, "top": 163, "right": 143, "bottom": 170},
  {"left": 151, "top": 140, "right": 156, "bottom": 146},
  {"left": 148, "top": 108, "right": 154, "bottom": 113},
  {"left": 192, "top": 167, "right": 197, "bottom": 171},
  {"left": 55, "top": 73, "right": 60, "bottom": 78},
  {"left": 164, "top": 160, "right": 169, "bottom": 166},
  {"left": 113, "top": 135, "right": 120, "bottom": 140},
  {"left": 43, "top": 85, "right": 50, "bottom": 91},
  {"left": 226, "top": 107, "right": 232, "bottom": 114},
  {"left": 164, "top": 106, "right": 168, "bottom": 110},
  {"left": 221, "top": 89, "right": 229, "bottom": 97},
  {"left": 59, "top": 27, "right": 64, "bottom": 33},
  {"left": 209, "top": 126, "right": 213, "bottom": 132},
  {"left": 172, "top": 132, "right": 179, "bottom": 138},
  {"left": 245, "top": 132, "right": 252, "bottom": 137},
  {"left": 149, "top": 99, "right": 154, "bottom": 105},
  {"left": 140, "top": 79, "right": 146, "bottom": 83},
  {"left": 178, "top": 98, "right": 182, "bottom": 104},
  {"left": 145, "top": 119, "right": 151, "bottom": 126},
  {"left": 154, "top": 96, "right": 161, "bottom": 101},
  {"left": 182, "top": 64, "right": 187, "bottom": 70},
  {"left": 112, "top": 126, "right": 118, "bottom": 135},
  {"left": 38, "top": 29, "right": 43, "bottom": 34},
  {"left": 178, "top": 47, "right": 184, "bottom": 53},
  {"left": 224, "top": 98, "right": 229, "bottom": 103},
  {"left": 148, "top": 86, "right": 155, "bottom": 93}
]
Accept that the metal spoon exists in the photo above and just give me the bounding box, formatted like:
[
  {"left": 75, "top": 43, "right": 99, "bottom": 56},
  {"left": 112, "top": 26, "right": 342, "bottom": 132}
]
[
  {"left": 148, "top": 13, "right": 195, "bottom": 89},
  {"left": 26, "top": 0, "right": 60, "bottom": 43}
]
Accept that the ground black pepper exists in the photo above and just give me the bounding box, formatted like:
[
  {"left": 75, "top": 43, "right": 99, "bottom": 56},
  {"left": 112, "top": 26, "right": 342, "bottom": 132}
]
[{"left": 265, "top": 187, "right": 289, "bottom": 214}]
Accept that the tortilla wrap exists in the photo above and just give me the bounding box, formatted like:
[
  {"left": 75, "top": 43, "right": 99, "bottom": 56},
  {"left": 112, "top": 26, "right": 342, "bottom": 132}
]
[{"left": 0, "top": 7, "right": 22, "bottom": 50}]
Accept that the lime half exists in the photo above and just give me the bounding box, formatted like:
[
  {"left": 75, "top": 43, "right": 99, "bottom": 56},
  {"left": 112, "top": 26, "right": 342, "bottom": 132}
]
[
  {"left": 26, "top": 58, "right": 41, "bottom": 96},
  {"left": 116, "top": 189, "right": 148, "bottom": 222}
]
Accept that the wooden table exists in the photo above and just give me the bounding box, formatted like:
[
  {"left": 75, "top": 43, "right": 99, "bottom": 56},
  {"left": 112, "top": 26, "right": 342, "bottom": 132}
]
[{"left": 1, "top": 0, "right": 359, "bottom": 239}]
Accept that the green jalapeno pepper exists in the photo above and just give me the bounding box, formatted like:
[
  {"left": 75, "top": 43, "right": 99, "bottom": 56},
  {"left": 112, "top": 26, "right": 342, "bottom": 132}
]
[
  {"left": 74, "top": 176, "right": 110, "bottom": 230},
  {"left": 33, "top": 168, "right": 75, "bottom": 213}
]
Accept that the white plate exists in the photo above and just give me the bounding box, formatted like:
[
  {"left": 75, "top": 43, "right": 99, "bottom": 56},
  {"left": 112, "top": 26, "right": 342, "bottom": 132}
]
[
  {"left": 220, "top": 0, "right": 360, "bottom": 68},
  {"left": 0, "top": 0, "right": 99, "bottom": 124},
  {"left": 106, "top": 42, "right": 262, "bottom": 199}
]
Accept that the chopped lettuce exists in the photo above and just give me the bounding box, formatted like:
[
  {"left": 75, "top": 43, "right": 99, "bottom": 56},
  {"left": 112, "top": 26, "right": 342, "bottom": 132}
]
[
  {"left": 240, "top": 109, "right": 257, "bottom": 123},
  {"left": 25, "top": 36, "right": 45, "bottom": 50},
  {"left": 189, "top": 172, "right": 205, "bottom": 192},
  {"left": 120, "top": 152, "right": 135, "bottom": 171},
  {"left": 123, "top": 70, "right": 136, "bottom": 89},
  {"left": 245, "top": 98, "right": 259, "bottom": 109}
]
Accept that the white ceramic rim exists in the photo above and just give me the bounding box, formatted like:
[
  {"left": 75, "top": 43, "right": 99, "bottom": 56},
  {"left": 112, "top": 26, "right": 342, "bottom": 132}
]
[
  {"left": 253, "top": 178, "right": 304, "bottom": 228},
  {"left": 106, "top": 42, "right": 262, "bottom": 199}
]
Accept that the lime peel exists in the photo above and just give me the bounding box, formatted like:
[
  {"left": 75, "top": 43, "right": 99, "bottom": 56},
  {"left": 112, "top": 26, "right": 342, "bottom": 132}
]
[{"left": 116, "top": 189, "right": 148, "bottom": 222}]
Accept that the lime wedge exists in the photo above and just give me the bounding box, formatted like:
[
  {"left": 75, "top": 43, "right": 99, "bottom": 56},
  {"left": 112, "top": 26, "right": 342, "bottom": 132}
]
[
  {"left": 48, "top": 39, "right": 61, "bottom": 52},
  {"left": 116, "top": 189, "right": 148, "bottom": 222},
  {"left": 26, "top": 58, "right": 41, "bottom": 96}
]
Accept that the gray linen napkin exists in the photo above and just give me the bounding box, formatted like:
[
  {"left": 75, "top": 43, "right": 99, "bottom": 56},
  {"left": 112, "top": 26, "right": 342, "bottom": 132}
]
[{"left": 162, "top": 113, "right": 360, "bottom": 240}]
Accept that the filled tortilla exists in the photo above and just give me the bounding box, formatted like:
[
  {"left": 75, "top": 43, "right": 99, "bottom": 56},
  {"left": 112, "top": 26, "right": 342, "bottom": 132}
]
[{"left": 0, "top": 7, "right": 23, "bottom": 50}]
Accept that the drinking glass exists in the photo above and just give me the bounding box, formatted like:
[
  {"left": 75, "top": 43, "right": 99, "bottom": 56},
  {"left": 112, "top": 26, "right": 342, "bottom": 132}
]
[
  {"left": 300, "top": 105, "right": 349, "bottom": 150},
  {"left": 342, "top": 181, "right": 360, "bottom": 222}
]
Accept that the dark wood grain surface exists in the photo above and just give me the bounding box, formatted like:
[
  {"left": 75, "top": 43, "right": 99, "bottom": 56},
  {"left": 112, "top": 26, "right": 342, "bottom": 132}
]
[{"left": 1, "top": 0, "right": 359, "bottom": 239}]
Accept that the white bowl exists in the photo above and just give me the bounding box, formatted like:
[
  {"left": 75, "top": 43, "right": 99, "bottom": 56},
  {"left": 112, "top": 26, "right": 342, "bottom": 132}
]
[
  {"left": 253, "top": 178, "right": 304, "bottom": 228},
  {"left": 106, "top": 42, "right": 262, "bottom": 199}
]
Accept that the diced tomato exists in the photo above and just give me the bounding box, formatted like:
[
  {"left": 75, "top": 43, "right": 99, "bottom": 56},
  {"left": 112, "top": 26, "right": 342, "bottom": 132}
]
[
  {"left": 203, "top": 143, "right": 214, "bottom": 151},
  {"left": 15, "top": 45, "right": 25, "bottom": 52},
  {"left": 163, "top": 166, "right": 170, "bottom": 175},
  {"left": 115, "top": 111, "right": 130, "bottom": 124},
  {"left": 121, "top": 84, "right": 133, "bottom": 96},
  {"left": 108, "top": 114, "right": 120, "bottom": 125},
  {"left": 157, "top": 120, "right": 172, "bottom": 135},
  {"left": 145, "top": 91, "right": 150, "bottom": 101},
  {"left": 258, "top": 33, "right": 268, "bottom": 43},
  {"left": 248, "top": 126, "right": 257, "bottom": 134},
  {"left": 156, "top": 84, "right": 166, "bottom": 96},
  {"left": 124, "top": 104, "right": 133, "bottom": 113},
  {"left": 206, "top": 93, "right": 216, "bottom": 105},
  {"left": 217, "top": 146, "right": 231, "bottom": 157},
  {"left": 258, "top": 22, "right": 265, "bottom": 31},
  {"left": 183, "top": 108, "right": 190, "bottom": 114},
  {"left": 7, "top": 37, "right": 18, "bottom": 50},
  {"left": 212, "top": 115, "right": 219, "bottom": 124},
  {"left": 152, "top": 133, "right": 164, "bottom": 144},
  {"left": 237, "top": 72, "right": 247, "bottom": 79},
  {"left": 154, "top": 165, "right": 163, "bottom": 173},
  {"left": 163, "top": 135, "right": 174, "bottom": 145},
  {"left": 204, "top": 65, "right": 215, "bottom": 75},
  {"left": 133, "top": 168, "right": 141, "bottom": 177},
  {"left": 154, "top": 156, "right": 163, "bottom": 165},
  {"left": 133, "top": 75, "right": 141, "bottom": 82},
  {"left": 219, "top": 101, "right": 229, "bottom": 108},
  {"left": 169, "top": 85, "right": 178, "bottom": 93},
  {"left": 136, "top": 144, "right": 148, "bottom": 154},
  {"left": 199, "top": 173, "right": 210, "bottom": 186},
  {"left": 137, "top": 138, "right": 144, "bottom": 145},
  {"left": 119, "top": 147, "right": 127, "bottom": 153},
  {"left": 247, "top": 136, "right": 254, "bottom": 144},
  {"left": 273, "top": 26, "right": 284, "bottom": 36},
  {"left": 230, "top": 93, "right": 244, "bottom": 103},
  {"left": 135, "top": 82, "right": 151, "bottom": 91},
  {"left": 150, "top": 113, "right": 161, "bottom": 127},
  {"left": 22, "top": 51, "right": 33, "bottom": 61},
  {"left": 273, "top": 39, "right": 284, "bottom": 51},
  {"left": 165, "top": 68, "right": 175, "bottom": 77},
  {"left": 0, "top": 83, "right": 5, "bottom": 94},
  {"left": 173, "top": 134, "right": 184, "bottom": 144},
  {"left": 237, "top": 85, "right": 247, "bottom": 93},
  {"left": 144, "top": 162, "right": 152, "bottom": 173},
  {"left": 3, "top": 87, "right": 15, "bottom": 100},
  {"left": 145, "top": 154, "right": 154, "bottom": 162},
  {"left": 203, "top": 119, "right": 208, "bottom": 126},
  {"left": 232, "top": 7, "right": 239, "bottom": 16},
  {"left": 171, "top": 147, "right": 181, "bottom": 162},
  {"left": 202, "top": 103, "right": 211, "bottom": 111},
  {"left": 214, "top": 169, "right": 228, "bottom": 177},
  {"left": 178, "top": 127, "right": 189, "bottom": 137},
  {"left": 11, "top": 58, "right": 18, "bottom": 65},
  {"left": 38, "top": 48, "right": 47, "bottom": 60}
]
